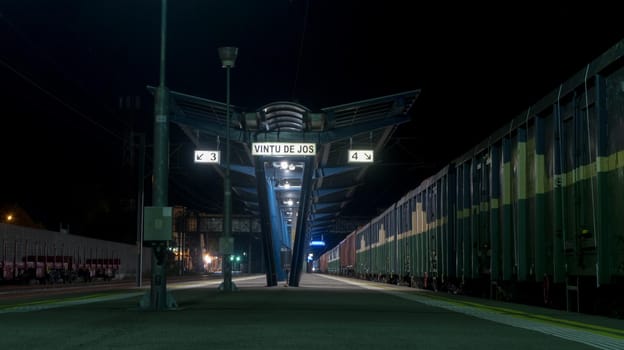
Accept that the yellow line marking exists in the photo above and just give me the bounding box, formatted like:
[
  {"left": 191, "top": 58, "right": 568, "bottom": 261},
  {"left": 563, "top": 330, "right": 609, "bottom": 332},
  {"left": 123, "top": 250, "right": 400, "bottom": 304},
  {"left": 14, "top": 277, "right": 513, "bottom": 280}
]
[
  {"left": 0, "top": 293, "right": 114, "bottom": 310},
  {"left": 416, "top": 292, "right": 624, "bottom": 339}
]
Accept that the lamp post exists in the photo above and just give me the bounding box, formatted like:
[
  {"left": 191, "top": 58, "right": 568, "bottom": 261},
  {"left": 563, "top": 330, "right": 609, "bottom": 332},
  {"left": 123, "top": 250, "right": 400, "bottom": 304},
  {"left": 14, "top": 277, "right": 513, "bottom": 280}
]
[{"left": 218, "top": 46, "right": 238, "bottom": 292}]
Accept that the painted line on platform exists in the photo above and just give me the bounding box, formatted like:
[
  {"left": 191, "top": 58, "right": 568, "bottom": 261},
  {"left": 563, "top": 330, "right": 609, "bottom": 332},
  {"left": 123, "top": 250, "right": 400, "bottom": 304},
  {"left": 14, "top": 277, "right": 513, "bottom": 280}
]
[
  {"left": 0, "top": 292, "right": 144, "bottom": 314},
  {"left": 317, "top": 274, "right": 624, "bottom": 350},
  {"left": 0, "top": 275, "right": 264, "bottom": 314},
  {"left": 416, "top": 292, "right": 624, "bottom": 338}
]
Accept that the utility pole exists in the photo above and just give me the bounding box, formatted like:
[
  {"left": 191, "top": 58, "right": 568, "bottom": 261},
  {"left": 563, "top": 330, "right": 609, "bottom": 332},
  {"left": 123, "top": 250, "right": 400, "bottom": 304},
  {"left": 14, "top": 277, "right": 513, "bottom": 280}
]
[{"left": 139, "top": 0, "right": 176, "bottom": 311}]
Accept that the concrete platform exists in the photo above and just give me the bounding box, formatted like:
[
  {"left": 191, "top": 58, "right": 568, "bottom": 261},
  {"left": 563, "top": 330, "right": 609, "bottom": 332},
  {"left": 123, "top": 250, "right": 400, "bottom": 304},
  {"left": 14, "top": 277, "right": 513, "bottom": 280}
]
[{"left": 0, "top": 273, "right": 622, "bottom": 349}]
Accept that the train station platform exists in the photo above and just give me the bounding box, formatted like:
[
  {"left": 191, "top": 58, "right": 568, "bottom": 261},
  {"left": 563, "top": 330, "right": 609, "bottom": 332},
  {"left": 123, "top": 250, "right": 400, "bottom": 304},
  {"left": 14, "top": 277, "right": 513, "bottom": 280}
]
[{"left": 1, "top": 273, "right": 623, "bottom": 349}]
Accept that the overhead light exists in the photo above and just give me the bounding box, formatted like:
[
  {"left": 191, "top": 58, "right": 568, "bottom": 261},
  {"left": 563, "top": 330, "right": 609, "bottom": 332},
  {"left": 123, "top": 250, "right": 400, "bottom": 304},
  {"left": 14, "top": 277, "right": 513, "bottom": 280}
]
[
  {"left": 288, "top": 163, "right": 296, "bottom": 171},
  {"left": 280, "top": 161, "right": 289, "bottom": 170},
  {"left": 217, "top": 46, "right": 238, "bottom": 68}
]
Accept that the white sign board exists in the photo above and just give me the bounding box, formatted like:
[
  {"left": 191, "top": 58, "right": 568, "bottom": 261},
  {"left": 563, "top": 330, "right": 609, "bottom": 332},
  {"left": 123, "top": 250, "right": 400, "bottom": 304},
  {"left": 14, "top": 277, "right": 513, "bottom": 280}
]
[
  {"left": 194, "top": 150, "right": 220, "bottom": 164},
  {"left": 251, "top": 142, "right": 316, "bottom": 156},
  {"left": 348, "top": 150, "right": 374, "bottom": 163}
]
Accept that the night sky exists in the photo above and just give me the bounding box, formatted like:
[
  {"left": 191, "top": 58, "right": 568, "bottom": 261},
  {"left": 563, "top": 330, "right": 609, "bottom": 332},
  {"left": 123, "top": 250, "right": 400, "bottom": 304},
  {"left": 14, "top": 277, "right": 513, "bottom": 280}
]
[{"left": 2, "top": 1, "right": 624, "bottom": 243}]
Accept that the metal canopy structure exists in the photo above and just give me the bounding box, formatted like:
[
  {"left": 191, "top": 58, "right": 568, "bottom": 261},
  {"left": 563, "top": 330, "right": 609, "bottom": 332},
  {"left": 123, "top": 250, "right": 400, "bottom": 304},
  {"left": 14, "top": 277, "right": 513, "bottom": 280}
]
[{"left": 148, "top": 86, "right": 420, "bottom": 286}]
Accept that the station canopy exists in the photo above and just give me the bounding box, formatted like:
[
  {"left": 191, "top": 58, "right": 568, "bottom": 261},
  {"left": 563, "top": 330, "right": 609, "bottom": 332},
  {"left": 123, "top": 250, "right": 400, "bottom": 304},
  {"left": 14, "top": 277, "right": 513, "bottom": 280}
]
[{"left": 148, "top": 86, "right": 420, "bottom": 254}]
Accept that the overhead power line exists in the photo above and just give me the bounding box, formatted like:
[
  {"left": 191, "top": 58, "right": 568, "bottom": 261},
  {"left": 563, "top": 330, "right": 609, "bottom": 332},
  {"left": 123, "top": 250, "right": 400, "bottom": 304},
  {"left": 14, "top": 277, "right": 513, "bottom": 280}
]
[
  {"left": 291, "top": 0, "right": 310, "bottom": 101},
  {"left": 0, "top": 57, "right": 123, "bottom": 142}
]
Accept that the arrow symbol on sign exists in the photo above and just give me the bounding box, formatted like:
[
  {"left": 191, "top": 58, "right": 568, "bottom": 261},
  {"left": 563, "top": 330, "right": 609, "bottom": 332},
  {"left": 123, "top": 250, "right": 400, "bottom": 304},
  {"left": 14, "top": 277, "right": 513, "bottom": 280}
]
[
  {"left": 365, "top": 153, "right": 372, "bottom": 160},
  {"left": 196, "top": 153, "right": 204, "bottom": 160}
]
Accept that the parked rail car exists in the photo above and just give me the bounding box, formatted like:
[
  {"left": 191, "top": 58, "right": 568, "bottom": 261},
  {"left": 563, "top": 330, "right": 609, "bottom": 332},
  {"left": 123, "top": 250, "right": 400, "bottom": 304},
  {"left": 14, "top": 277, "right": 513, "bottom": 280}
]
[
  {"left": 317, "top": 250, "right": 328, "bottom": 274},
  {"left": 349, "top": 166, "right": 456, "bottom": 289},
  {"left": 22, "top": 255, "right": 76, "bottom": 283},
  {"left": 448, "top": 39, "right": 624, "bottom": 314},
  {"left": 0, "top": 223, "right": 150, "bottom": 284},
  {"left": 353, "top": 222, "right": 368, "bottom": 278},
  {"left": 355, "top": 204, "right": 397, "bottom": 282},
  {"left": 327, "top": 244, "right": 340, "bottom": 274},
  {"left": 338, "top": 231, "right": 355, "bottom": 276},
  {"left": 399, "top": 166, "right": 456, "bottom": 290},
  {"left": 318, "top": 39, "right": 624, "bottom": 317}
]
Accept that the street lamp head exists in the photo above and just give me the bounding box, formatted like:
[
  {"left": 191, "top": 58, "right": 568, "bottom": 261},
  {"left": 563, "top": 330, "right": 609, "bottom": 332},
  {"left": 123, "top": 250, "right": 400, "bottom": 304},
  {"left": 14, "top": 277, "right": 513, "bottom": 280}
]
[{"left": 218, "top": 46, "right": 238, "bottom": 68}]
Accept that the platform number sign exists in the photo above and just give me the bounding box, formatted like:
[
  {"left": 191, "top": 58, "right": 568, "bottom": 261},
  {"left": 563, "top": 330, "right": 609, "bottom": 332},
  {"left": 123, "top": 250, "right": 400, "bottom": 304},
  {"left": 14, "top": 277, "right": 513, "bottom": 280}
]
[
  {"left": 348, "top": 150, "right": 374, "bottom": 163},
  {"left": 194, "top": 150, "right": 220, "bottom": 164}
]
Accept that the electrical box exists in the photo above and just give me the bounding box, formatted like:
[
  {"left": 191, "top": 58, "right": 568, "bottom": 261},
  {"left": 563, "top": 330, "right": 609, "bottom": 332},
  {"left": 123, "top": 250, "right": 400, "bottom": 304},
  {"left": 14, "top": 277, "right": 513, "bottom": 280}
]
[
  {"left": 143, "top": 206, "right": 173, "bottom": 242},
  {"left": 219, "top": 236, "right": 234, "bottom": 255}
]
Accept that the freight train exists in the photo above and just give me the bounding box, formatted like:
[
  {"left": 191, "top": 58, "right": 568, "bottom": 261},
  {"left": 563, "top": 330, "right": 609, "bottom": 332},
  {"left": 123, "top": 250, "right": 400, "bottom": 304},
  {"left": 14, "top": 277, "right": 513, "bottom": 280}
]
[
  {"left": 0, "top": 223, "right": 150, "bottom": 285},
  {"left": 316, "top": 39, "right": 624, "bottom": 318}
]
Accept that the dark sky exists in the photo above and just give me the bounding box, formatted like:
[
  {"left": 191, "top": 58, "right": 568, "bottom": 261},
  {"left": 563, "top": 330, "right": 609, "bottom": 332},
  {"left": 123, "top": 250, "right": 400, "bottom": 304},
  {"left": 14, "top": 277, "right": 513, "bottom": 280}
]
[{"left": 2, "top": 1, "right": 624, "bottom": 242}]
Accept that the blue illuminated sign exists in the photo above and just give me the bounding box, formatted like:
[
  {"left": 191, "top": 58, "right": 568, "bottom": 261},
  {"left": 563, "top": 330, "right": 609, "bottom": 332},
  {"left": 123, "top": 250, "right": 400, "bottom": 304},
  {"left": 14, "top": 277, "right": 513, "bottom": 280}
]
[{"left": 309, "top": 240, "right": 325, "bottom": 247}]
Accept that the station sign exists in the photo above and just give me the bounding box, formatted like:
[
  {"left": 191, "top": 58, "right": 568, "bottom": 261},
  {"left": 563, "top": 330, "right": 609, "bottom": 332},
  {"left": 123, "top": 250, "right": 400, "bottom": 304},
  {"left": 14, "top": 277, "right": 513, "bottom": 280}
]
[
  {"left": 348, "top": 150, "right": 374, "bottom": 163},
  {"left": 251, "top": 142, "right": 316, "bottom": 156},
  {"left": 194, "top": 150, "right": 220, "bottom": 164}
]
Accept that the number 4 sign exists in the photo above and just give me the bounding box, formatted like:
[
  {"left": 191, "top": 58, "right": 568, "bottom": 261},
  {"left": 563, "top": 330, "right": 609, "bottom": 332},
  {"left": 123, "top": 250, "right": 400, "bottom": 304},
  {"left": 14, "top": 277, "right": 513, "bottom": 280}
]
[{"left": 348, "top": 150, "right": 374, "bottom": 163}]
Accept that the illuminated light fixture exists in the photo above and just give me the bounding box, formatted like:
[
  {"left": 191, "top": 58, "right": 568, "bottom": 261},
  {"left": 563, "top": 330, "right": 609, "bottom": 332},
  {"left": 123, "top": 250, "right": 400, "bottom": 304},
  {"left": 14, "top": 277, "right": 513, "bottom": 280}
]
[
  {"left": 288, "top": 163, "right": 296, "bottom": 171},
  {"left": 287, "top": 199, "right": 294, "bottom": 206},
  {"left": 280, "top": 161, "right": 289, "bottom": 169},
  {"left": 283, "top": 181, "right": 291, "bottom": 189},
  {"left": 218, "top": 46, "right": 238, "bottom": 68},
  {"left": 309, "top": 240, "right": 325, "bottom": 247}
]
